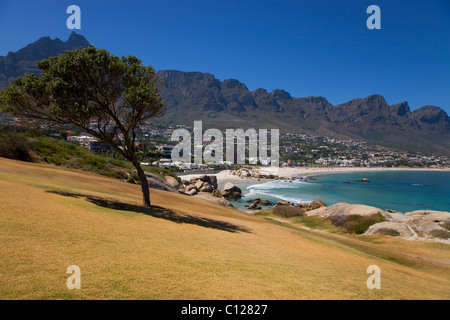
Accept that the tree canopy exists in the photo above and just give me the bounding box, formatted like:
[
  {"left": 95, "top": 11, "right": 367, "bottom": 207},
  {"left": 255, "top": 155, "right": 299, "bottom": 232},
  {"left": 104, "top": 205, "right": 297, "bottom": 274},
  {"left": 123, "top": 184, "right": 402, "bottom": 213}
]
[{"left": 0, "top": 45, "right": 165, "bottom": 206}]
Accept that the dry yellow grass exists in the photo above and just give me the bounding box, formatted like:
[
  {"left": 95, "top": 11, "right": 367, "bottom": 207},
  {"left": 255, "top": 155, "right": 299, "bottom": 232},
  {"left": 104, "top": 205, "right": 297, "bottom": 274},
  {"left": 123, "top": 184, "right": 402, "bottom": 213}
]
[{"left": 0, "top": 157, "right": 449, "bottom": 299}]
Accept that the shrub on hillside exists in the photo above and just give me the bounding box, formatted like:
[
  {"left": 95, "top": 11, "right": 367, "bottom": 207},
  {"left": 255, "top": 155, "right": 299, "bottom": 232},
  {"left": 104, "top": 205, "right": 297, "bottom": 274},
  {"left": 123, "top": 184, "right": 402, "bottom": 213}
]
[
  {"left": 329, "top": 213, "right": 386, "bottom": 234},
  {"left": 441, "top": 220, "right": 450, "bottom": 231},
  {"left": 0, "top": 132, "right": 33, "bottom": 162},
  {"left": 375, "top": 228, "right": 401, "bottom": 237},
  {"left": 429, "top": 229, "right": 450, "bottom": 240},
  {"left": 272, "top": 205, "right": 304, "bottom": 218},
  {"left": 127, "top": 173, "right": 140, "bottom": 184}
]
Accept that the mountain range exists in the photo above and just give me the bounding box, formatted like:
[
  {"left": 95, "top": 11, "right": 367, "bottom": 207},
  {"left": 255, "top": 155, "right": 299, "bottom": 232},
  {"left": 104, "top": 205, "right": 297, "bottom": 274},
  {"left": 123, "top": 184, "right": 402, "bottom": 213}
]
[{"left": 1, "top": 32, "right": 449, "bottom": 155}]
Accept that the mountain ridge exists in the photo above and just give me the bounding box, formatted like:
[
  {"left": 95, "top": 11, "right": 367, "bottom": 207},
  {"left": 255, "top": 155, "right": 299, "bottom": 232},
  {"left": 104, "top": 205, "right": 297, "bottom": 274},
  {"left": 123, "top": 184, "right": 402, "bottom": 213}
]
[{"left": 0, "top": 34, "right": 449, "bottom": 155}]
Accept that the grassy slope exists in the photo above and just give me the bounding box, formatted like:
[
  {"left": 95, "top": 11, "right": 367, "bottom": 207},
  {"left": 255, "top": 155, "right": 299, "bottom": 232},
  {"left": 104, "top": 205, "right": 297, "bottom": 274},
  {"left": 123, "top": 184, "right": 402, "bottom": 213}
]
[{"left": 0, "top": 157, "right": 449, "bottom": 299}]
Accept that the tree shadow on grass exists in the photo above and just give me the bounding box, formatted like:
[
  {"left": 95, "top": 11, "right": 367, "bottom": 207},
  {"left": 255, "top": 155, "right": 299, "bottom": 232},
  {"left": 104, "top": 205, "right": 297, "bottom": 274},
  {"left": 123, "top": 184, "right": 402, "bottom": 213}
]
[{"left": 45, "top": 190, "right": 251, "bottom": 234}]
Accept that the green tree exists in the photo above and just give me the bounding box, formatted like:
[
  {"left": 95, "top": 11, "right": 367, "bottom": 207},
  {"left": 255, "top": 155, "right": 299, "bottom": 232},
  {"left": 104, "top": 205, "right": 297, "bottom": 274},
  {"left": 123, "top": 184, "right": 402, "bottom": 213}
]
[{"left": 0, "top": 45, "right": 164, "bottom": 206}]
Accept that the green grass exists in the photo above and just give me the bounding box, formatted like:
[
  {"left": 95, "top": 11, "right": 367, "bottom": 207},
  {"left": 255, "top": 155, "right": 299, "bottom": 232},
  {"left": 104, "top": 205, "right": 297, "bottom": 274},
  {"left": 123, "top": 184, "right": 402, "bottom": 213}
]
[
  {"left": 0, "top": 128, "right": 181, "bottom": 183},
  {"left": 29, "top": 136, "right": 133, "bottom": 179},
  {"left": 291, "top": 215, "right": 335, "bottom": 231}
]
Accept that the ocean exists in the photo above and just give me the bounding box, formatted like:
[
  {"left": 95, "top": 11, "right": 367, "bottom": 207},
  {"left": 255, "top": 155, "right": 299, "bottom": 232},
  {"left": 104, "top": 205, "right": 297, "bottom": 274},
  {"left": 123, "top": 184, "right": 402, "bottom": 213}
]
[{"left": 232, "top": 170, "right": 450, "bottom": 213}]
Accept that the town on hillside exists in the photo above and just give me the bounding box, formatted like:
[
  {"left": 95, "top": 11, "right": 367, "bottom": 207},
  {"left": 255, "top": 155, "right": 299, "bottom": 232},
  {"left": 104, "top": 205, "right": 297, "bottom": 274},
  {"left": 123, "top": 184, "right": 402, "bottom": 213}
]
[{"left": 1, "top": 114, "right": 448, "bottom": 172}]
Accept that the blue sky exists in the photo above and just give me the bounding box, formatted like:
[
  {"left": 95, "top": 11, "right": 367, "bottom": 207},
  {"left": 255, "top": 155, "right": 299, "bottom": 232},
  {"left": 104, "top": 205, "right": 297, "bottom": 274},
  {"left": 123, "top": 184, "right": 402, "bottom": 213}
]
[{"left": 1, "top": 0, "right": 449, "bottom": 113}]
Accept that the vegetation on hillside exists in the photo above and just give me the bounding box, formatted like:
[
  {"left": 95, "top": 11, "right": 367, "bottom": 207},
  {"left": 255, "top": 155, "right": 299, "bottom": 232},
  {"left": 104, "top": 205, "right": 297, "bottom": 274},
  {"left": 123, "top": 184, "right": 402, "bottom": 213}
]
[{"left": 0, "top": 127, "right": 179, "bottom": 182}]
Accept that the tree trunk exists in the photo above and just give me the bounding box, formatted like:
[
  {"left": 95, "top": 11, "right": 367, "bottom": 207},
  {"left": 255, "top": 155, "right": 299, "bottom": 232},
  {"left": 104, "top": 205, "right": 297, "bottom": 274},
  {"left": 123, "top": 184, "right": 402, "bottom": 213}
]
[{"left": 131, "top": 156, "right": 151, "bottom": 207}]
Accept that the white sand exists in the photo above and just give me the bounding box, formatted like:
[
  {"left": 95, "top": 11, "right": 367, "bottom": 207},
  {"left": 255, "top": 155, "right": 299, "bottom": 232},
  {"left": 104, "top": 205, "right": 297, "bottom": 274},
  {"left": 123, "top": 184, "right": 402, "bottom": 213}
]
[
  {"left": 178, "top": 170, "right": 250, "bottom": 186},
  {"left": 259, "top": 166, "right": 450, "bottom": 179}
]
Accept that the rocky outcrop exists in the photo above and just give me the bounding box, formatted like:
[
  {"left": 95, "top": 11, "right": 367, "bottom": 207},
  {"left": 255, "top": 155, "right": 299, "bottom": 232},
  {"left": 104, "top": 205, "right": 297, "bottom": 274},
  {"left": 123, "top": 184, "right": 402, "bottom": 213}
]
[
  {"left": 244, "top": 198, "right": 273, "bottom": 211},
  {"left": 172, "top": 175, "right": 234, "bottom": 207},
  {"left": 306, "top": 202, "right": 387, "bottom": 218},
  {"left": 306, "top": 202, "right": 450, "bottom": 243},
  {"left": 221, "top": 182, "right": 242, "bottom": 199},
  {"left": 145, "top": 172, "right": 179, "bottom": 193},
  {"left": 229, "top": 168, "right": 279, "bottom": 180},
  {"left": 365, "top": 222, "right": 417, "bottom": 239},
  {"left": 164, "top": 175, "right": 180, "bottom": 189}
]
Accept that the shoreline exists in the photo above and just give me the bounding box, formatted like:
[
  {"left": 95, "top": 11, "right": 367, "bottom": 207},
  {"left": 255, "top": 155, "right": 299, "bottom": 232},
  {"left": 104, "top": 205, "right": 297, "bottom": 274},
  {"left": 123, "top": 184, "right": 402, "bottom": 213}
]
[
  {"left": 178, "top": 167, "right": 450, "bottom": 214},
  {"left": 178, "top": 166, "right": 450, "bottom": 186}
]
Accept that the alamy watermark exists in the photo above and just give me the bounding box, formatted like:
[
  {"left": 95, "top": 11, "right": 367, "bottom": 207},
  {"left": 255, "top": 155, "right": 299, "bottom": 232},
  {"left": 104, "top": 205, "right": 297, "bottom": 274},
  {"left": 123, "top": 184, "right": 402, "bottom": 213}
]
[
  {"left": 171, "top": 121, "right": 280, "bottom": 167},
  {"left": 366, "top": 265, "right": 381, "bottom": 290},
  {"left": 66, "top": 5, "right": 81, "bottom": 30},
  {"left": 66, "top": 265, "right": 81, "bottom": 290}
]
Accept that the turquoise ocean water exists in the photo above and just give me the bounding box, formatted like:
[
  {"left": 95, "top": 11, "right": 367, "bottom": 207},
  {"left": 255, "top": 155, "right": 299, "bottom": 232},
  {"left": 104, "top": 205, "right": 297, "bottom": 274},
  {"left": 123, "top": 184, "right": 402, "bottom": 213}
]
[{"left": 232, "top": 170, "right": 450, "bottom": 213}]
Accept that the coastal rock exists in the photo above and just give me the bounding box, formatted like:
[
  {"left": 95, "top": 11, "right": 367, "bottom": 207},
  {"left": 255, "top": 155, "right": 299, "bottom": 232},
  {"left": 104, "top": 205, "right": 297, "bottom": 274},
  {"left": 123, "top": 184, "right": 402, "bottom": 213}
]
[
  {"left": 411, "top": 220, "right": 442, "bottom": 235},
  {"left": 249, "top": 202, "right": 258, "bottom": 210},
  {"left": 310, "top": 200, "right": 327, "bottom": 210},
  {"left": 405, "top": 210, "right": 450, "bottom": 222},
  {"left": 385, "top": 210, "right": 413, "bottom": 223},
  {"left": 212, "top": 189, "right": 223, "bottom": 198},
  {"left": 306, "top": 202, "right": 388, "bottom": 218},
  {"left": 297, "top": 202, "right": 309, "bottom": 208},
  {"left": 186, "top": 188, "right": 198, "bottom": 196},
  {"left": 185, "top": 184, "right": 197, "bottom": 192},
  {"left": 144, "top": 172, "right": 179, "bottom": 193},
  {"left": 365, "top": 222, "right": 417, "bottom": 239},
  {"left": 207, "top": 175, "right": 218, "bottom": 190},
  {"left": 194, "top": 179, "right": 204, "bottom": 190},
  {"left": 164, "top": 175, "right": 180, "bottom": 189},
  {"left": 190, "top": 177, "right": 200, "bottom": 184},
  {"left": 222, "top": 182, "right": 242, "bottom": 199},
  {"left": 223, "top": 182, "right": 242, "bottom": 193},
  {"left": 200, "top": 183, "right": 213, "bottom": 193}
]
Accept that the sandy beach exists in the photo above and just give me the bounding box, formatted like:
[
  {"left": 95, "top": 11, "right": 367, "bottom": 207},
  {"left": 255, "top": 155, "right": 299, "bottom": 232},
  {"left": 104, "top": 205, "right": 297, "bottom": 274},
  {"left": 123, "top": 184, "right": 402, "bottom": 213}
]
[{"left": 179, "top": 166, "right": 450, "bottom": 186}]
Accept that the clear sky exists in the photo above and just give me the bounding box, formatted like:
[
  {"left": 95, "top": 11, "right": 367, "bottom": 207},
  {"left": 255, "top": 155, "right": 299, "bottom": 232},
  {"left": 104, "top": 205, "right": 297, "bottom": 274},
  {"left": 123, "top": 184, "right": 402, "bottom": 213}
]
[{"left": 1, "top": 0, "right": 449, "bottom": 113}]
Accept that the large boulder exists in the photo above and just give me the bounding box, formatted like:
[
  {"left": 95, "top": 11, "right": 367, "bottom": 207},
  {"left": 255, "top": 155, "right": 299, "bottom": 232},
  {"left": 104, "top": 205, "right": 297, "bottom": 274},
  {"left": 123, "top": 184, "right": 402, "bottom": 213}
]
[
  {"left": 223, "top": 182, "right": 242, "bottom": 193},
  {"left": 194, "top": 179, "right": 205, "bottom": 190},
  {"left": 405, "top": 210, "right": 450, "bottom": 222},
  {"left": 144, "top": 172, "right": 179, "bottom": 193},
  {"left": 190, "top": 177, "right": 200, "bottom": 184},
  {"left": 222, "top": 182, "right": 242, "bottom": 199},
  {"left": 411, "top": 220, "right": 442, "bottom": 235},
  {"left": 186, "top": 188, "right": 198, "bottom": 196},
  {"left": 181, "top": 179, "right": 191, "bottom": 186},
  {"left": 306, "top": 202, "right": 388, "bottom": 218},
  {"left": 310, "top": 200, "right": 327, "bottom": 210},
  {"left": 365, "top": 222, "right": 417, "bottom": 239},
  {"left": 200, "top": 183, "right": 213, "bottom": 193},
  {"left": 207, "top": 175, "right": 218, "bottom": 190},
  {"left": 185, "top": 184, "right": 197, "bottom": 192},
  {"left": 164, "top": 175, "right": 180, "bottom": 189},
  {"left": 384, "top": 210, "right": 413, "bottom": 223}
]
